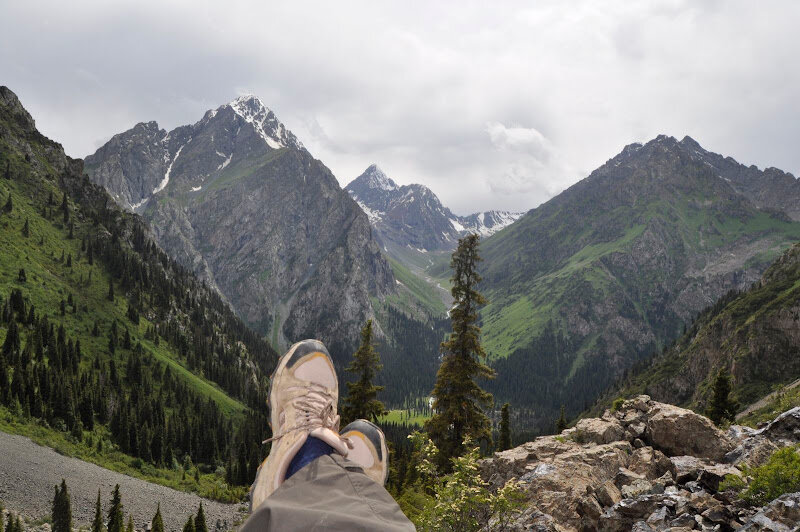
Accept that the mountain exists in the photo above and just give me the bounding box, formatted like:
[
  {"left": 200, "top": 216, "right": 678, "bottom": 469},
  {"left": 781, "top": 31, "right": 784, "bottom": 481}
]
[
  {"left": 345, "top": 164, "right": 521, "bottom": 260},
  {"left": 0, "top": 86, "right": 277, "bottom": 497},
  {"left": 479, "top": 135, "right": 800, "bottom": 431},
  {"left": 603, "top": 240, "right": 800, "bottom": 413},
  {"left": 84, "top": 96, "right": 398, "bottom": 362}
]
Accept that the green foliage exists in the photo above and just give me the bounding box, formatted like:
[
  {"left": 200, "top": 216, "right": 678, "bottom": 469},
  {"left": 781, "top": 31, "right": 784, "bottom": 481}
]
[
  {"left": 612, "top": 397, "right": 625, "bottom": 412},
  {"left": 404, "top": 432, "right": 525, "bottom": 531},
  {"left": 150, "top": 504, "right": 164, "bottom": 532},
  {"left": 499, "top": 403, "right": 511, "bottom": 451},
  {"left": 194, "top": 503, "right": 208, "bottom": 532},
  {"left": 556, "top": 405, "right": 567, "bottom": 433},
  {"left": 182, "top": 516, "right": 195, "bottom": 532},
  {"left": 426, "top": 235, "right": 494, "bottom": 470},
  {"left": 126, "top": 516, "right": 134, "bottom": 532},
  {"left": 51, "top": 479, "right": 72, "bottom": 532},
  {"left": 107, "top": 485, "right": 124, "bottom": 532},
  {"left": 706, "top": 367, "right": 739, "bottom": 426},
  {"left": 721, "top": 446, "right": 800, "bottom": 506},
  {"left": 341, "top": 320, "right": 387, "bottom": 424},
  {"left": 91, "top": 490, "right": 104, "bottom": 532}
]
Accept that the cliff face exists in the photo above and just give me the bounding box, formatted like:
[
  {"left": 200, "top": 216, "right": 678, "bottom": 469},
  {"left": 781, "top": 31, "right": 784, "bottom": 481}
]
[{"left": 85, "top": 96, "right": 395, "bottom": 360}]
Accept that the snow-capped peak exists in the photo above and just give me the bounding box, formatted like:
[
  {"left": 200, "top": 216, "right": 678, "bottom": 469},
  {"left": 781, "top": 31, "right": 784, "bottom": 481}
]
[
  {"left": 226, "top": 94, "right": 302, "bottom": 150},
  {"left": 363, "top": 164, "right": 398, "bottom": 191}
]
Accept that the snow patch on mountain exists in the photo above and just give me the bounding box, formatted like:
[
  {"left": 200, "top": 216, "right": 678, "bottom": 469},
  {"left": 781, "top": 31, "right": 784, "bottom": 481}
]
[
  {"left": 228, "top": 95, "right": 302, "bottom": 151},
  {"left": 154, "top": 143, "right": 187, "bottom": 194}
]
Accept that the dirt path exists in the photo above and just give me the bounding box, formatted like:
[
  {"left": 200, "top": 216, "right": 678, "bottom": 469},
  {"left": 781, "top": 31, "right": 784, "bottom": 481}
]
[
  {"left": 0, "top": 431, "right": 248, "bottom": 531},
  {"left": 736, "top": 377, "right": 800, "bottom": 420}
]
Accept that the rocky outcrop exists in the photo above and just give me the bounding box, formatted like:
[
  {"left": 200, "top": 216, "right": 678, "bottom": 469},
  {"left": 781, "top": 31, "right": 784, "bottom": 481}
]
[{"left": 481, "top": 396, "right": 800, "bottom": 531}]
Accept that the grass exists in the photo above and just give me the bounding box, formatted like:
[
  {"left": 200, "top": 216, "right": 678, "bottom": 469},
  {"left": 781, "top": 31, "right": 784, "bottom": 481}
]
[
  {"left": 738, "top": 384, "right": 800, "bottom": 428},
  {"left": 378, "top": 409, "right": 431, "bottom": 427},
  {"left": 387, "top": 256, "right": 447, "bottom": 316},
  {"left": 0, "top": 178, "right": 246, "bottom": 418}
]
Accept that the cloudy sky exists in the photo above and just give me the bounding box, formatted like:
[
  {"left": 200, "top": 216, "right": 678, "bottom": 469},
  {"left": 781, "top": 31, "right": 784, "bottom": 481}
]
[{"left": 2, "top": 1, "right": 798, "bottom": 214}]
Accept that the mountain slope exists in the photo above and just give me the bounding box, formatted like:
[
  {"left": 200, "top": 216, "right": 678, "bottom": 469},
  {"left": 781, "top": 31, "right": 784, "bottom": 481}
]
[
  {"left": 85, "top": 96, "right": 396, "bottom": 361},
  {"left": 480, "top": 135, "right": 800, "bottom": 430},
  {"left": 604, "top": 241, "right": 800, "bottom": 413},
  {"left": 345, "top": 164, "right": 521, "bottom": 257},
  {"left": 0, "top": 86, "right": 276, "bottom": 498}
]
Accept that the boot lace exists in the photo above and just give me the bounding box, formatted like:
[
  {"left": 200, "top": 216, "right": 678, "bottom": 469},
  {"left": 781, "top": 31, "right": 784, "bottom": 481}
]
[{"left": 262, "top": 384, "right": 349, "bottom": 448}]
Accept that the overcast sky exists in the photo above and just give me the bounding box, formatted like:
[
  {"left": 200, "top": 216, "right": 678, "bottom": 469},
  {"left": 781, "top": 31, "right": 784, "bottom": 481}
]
[{"left": 2, "top": 1, "right": 798, "bottom": 214}]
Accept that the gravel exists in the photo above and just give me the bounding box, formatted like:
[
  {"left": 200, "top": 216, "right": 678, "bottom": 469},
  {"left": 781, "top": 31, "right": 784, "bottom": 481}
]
[{"left": 0, "top": 431, "right": 248, "bottom": 531}]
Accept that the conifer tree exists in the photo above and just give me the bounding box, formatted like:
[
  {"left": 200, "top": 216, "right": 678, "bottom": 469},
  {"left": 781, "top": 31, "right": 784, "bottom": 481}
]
[
  {"left": 126, "top": 516, "right": 134, "bottom": 532},
  {"left": 706, "top": 367, "right": 739, "bottom": 425},
  {"left": 4, "top": 160, "right": 9, "bottom": 179},
  {"left": 5, "top": 513, "right": 11, "bottom": 532},
  {"left": 17, "top": 268, "right": 26, "bottom": 282},
  {"left": 194, "top": 503, "right": 208, "bottom": 532},
  {"left": 21, "top": 218, "right": 29, "bottom": 237},
  {"left": 51, "top": 479, "right": 72, "bottom": 532},
  {"left": 0, "top": 502, "right": 3, "bottom": 532},
  {"left": 341, "top": 320, "right": 386, "bottom": 424},
  {"left": 61, "top": 193, "right": 69, "bottom": 223},
  {"left": 107, "top": 484, "right": 124, "bottom": 532},
  {"left": 3, "top": 193, "right": 11, "bottom": 213},
  {"left": 107, "top": 279, "right": 115, "bottom": 301},
  {"left": 91, "top": 490, "right": 104, "bottom": 532},
  {"left": 182, "top": 516, "right": 194, "bottom": 532},
  {"left": 556, "top": 405, "right": 567, "bottom": 433},
  {"left": 425, "top": 234, "right": 494, "bottom": 470},
  {"left": 151, "top": 504, "right": 164, "bottom": 532},
  {"left": 499, "top": 403, "right": 511, "bottom": 451}
]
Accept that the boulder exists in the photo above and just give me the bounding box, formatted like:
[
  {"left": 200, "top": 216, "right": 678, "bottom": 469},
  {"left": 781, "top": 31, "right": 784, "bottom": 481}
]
[
  {"left": 645, "top": 403, "right": 734, "bottom": 461},
  {"left": 740, "top": 492, "right": 800, "bottom": 531},
  {"left": 760, "top": 407, "right": 800, "bottom": 444},
  {"left": 724, "top": 435, "right": 779, "bottom": 468},
  {"left": 574, "top": 417, "right": 626, "bottom": 444},
  {"left": 670, "top": 455, "right": 707, "bottom": 483},
  {"left": 621, "top": 479, "right": 653, "bottom": 499},
  {"left": 596, "top": 480, "right": 623, "bottom": 507},
  {"left": 615, "top": 467, "right": 646, "bottom": 489},
  {"left": 629, "top": 447, "right": 674, "bottom": 480}
]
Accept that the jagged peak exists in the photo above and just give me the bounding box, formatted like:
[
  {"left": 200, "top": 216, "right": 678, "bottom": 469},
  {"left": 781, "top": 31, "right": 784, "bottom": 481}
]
[
  {"left": 204, "top": 94, "right": 302, "bottom": 151},
  {"left": 350, "top": 164, "right": 398, "bottom": 192}
]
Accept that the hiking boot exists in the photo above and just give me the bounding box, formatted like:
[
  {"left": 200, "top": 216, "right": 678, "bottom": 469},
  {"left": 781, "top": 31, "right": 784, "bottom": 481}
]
[
  {"left": 341, "top": 419, "right": 389, "bottom": 486},
  {"left": 250, "top": 339, "right": 350, "bottom": 511}
]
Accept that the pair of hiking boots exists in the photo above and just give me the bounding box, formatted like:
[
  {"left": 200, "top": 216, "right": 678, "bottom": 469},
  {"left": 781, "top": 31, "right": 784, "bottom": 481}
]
[{"left": 250, "top": 340, "right": 388, "bottom": 510}]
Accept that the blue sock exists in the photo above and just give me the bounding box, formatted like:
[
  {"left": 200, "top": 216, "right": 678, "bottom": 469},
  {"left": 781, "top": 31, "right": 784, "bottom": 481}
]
[{"left": 286, "top": 436, "right": 334, "bottom": 479}]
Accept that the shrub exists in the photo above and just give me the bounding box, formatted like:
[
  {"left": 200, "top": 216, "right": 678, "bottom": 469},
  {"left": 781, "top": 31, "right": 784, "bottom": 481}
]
[
  {"left": 720, "top": 445, "right": 800, "bottom": 506},
  {"left": 612, "top": 397, "right": 625, "bottom": 412}
]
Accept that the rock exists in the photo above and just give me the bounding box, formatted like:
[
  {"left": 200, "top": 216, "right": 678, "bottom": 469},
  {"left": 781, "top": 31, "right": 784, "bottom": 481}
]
[
  {"left": 651, "top": 471, "right": 674, "bottom": 494},
  {"left": 596, "top": 480, "right": 623, "bottom": 507},
  {"left": 615, "top": 467, "right": 646, "bottom": 489},
  {"left": 629, "top": 447, "right": 674, "bottom": 480},
  {"left": 574, "top": 417, "right": 626, "bottom": 444},
  {"left": 622, "top": 479, "right": 654, "bottom": 499},
  {"left": 646, "top": 505, "right": 672, "bottom": 527},
  {"left": 631, "top": 521, "right": 655, "bottom": 532},
  {"left": 760, "top": 407, "right": 800, "bottom": 444},
  {"left": 670, "top": 456, "right": 708, "bottom": 483},
  {"left": 724, "top": 435, "right": 779, "bottom": 468},
  {"left": 697, "top": 463, "right": 741, "bottom": 492},
  {"left": 645, "top": 403, "right": 734, "bottom": 461},
  {"left": 670, "top": 512, "right": 698, "bottom": 528},
  {"left": 740, "top": 492, "right": 800, "bottom": 531}
]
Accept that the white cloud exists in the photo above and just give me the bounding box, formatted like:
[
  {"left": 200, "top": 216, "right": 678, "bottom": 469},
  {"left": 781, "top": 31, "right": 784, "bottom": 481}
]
[{"left": 1, "top": 0, "right": 798, "bottom": 214}]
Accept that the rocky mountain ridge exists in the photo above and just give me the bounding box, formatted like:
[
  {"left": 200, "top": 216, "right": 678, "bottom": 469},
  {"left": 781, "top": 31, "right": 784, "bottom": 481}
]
[
  {"left": 480, "top": 134, "right": 800, "bottom": 432},
  {"left": 345, "top": 164, "right": 521, "bottom": 256},
  {"left": 84, "top": 96, "right": 398, "bottom": 361},
  {"left": 482, "top": 395, "right": 800, "bottom": 531}
]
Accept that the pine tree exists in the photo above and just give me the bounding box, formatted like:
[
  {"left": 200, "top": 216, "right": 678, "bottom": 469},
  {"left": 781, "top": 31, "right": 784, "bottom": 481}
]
[
  {"left": 3, "top": 193, "right": 11, "bottom": 213},
  {"left": 107, "top": 279, "right": 115, "bottom": 301},
  {"left": 182, "top": 516, "right": 194, "bottom": 532},
  {"left": 17, "top": 268, "right": 26, "bottom": 282},
  {"left": 556, "top": 405, "right": 567, "bottom": 433},
  {"left": 341, "top": 320, "right": 386, "bottom": 424},
  {"left": 194, "top": 503, "right": 208, "bottom": 532},
  {"left": 51, "top": 479, "right": 73, "bottom": 532},
  {"left": 61, "top": 193, "right": 69, "bottom": 223},
  {"left": 706, "top": 367, "right": 739, "bottom": 426},
  {"left": 499, "top": 403, "right": 511, "bottom": 451},
  {"left": 3, "top": 160, "right": 9, "bottom": 179},
  {"left": 150, "top": 504, "right": 164, "bottom": 532},
  {"left": 91, "top": 490, "right": 104, "bottom": 532},
  {"left": 21, "top": 218, "right": 29, "bottom": 237},
  {"left": 126, "top": 515, "right": 134, "bottom": 532},
  {"left": 425, "top": 234, "right": 494, "bottom": 470},
  {"left": 107, "top": 484, "right": 124, "bottom": 532},
  {"left": 0, "top": 502, "right": 4, "bottom": 532}
]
